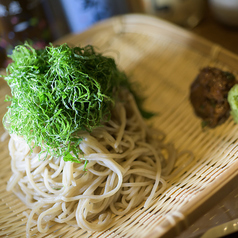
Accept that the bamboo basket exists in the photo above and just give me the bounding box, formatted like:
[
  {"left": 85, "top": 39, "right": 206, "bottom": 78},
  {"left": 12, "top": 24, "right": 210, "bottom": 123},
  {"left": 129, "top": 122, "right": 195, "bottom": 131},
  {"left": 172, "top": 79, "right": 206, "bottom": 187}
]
[{"left": 1, "top": 14, "right": 238, "bottom": 238}]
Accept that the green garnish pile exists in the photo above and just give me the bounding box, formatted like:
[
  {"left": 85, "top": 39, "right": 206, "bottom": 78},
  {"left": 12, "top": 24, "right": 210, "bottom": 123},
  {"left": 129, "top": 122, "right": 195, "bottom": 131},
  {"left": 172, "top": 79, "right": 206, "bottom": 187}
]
[
  {"left": 228, "top": 84, "right": 238, "bottom": 124},
  {"left": 3, "top": 43, "right": 135, "bottom": 163}
]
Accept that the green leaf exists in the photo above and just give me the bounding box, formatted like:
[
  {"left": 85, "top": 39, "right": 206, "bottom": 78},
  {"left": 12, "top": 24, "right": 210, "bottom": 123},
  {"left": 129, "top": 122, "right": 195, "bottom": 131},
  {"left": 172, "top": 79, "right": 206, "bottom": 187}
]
[{"left": 63, "top": 152, "right": 81, "bottom": 163}]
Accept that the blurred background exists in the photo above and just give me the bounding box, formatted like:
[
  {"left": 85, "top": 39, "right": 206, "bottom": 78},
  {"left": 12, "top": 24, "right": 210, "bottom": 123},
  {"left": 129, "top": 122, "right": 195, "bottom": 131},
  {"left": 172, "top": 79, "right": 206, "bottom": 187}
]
[{"left": 0, "top": 0, "right": 237, "bottom": 68}]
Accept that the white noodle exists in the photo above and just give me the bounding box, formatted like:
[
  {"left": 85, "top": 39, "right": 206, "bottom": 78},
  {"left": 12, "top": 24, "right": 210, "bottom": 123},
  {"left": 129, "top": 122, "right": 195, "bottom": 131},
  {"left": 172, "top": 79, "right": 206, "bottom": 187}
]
[{"left": 6, "top": 91, "right": 182, "bottom": 236}]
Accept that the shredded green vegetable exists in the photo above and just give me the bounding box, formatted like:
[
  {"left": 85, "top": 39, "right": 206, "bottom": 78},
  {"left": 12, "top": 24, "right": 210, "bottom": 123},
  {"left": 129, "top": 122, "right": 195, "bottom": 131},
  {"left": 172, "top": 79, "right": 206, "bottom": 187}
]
[
  {"left": 228, "top": 84, "right": 238, "bottom": 124},
  {"left": 2, "top": 42, "right": 151, "bottom": 163}
]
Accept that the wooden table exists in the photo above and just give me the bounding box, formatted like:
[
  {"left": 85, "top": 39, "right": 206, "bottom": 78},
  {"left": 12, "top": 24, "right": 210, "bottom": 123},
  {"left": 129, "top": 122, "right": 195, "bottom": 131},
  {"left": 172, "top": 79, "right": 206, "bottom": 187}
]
[{"left": 191, "top": 4, "right": 238, "bottom": 55}]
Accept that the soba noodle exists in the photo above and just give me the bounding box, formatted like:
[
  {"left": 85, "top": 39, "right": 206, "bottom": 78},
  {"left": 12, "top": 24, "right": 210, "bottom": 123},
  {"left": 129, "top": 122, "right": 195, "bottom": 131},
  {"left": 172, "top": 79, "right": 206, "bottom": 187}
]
[{"left": 6, "top": 91, "right": 178, "bottom": 236}]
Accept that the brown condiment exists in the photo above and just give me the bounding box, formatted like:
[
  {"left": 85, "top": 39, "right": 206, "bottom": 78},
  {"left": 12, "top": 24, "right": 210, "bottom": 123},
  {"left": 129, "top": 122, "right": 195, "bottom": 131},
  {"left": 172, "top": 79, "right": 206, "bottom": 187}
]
[{"left": 190, "top": 67, "right": 237, "bottom": 128}]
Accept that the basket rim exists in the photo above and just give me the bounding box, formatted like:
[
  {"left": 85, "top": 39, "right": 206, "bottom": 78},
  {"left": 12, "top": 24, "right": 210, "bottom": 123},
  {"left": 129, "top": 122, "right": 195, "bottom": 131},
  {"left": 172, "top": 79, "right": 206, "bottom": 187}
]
[{"left": 56, "top": 13, "right": 238, "bottom": 71}]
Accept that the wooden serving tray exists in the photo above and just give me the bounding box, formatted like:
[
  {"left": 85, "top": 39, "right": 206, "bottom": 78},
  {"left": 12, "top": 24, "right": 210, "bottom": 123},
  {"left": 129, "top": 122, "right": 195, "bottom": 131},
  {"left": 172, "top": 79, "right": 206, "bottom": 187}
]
[{"left": 1, "top": 14, "right": 238, "bottom": 238}]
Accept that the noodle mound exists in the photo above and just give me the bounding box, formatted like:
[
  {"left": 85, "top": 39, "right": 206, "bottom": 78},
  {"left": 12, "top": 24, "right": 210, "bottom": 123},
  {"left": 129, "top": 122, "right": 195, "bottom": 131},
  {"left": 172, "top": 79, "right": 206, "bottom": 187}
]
[{"left": 7, "top": 93, "right": 177, "bottom": 235}]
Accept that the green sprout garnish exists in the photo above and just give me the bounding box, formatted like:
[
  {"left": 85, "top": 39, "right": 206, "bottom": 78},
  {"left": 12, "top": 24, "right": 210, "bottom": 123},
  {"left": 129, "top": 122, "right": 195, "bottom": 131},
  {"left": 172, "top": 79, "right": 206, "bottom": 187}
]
[{"left": 2, "top": 42, "right": 152, "bottom": 163}]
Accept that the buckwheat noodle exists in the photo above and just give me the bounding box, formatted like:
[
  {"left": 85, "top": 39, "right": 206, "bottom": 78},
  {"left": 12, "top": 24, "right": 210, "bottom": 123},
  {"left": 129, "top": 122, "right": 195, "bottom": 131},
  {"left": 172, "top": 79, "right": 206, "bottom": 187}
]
[{"left": 6, "top": 91, "right": 188, "bottom": 236}]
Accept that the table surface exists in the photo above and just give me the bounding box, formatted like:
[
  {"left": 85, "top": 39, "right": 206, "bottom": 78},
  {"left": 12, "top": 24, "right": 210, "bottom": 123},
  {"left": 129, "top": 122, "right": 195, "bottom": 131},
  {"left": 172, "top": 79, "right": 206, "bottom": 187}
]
[{"left": 191, "top": 4, "right": 238, "bottom": 55}]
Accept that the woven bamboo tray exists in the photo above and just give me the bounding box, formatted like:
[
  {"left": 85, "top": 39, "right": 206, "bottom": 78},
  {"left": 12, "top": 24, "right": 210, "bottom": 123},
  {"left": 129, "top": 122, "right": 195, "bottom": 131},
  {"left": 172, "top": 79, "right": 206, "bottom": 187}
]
[{"left": 1, "top": 14, "right": 238, "bottom": 238}]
